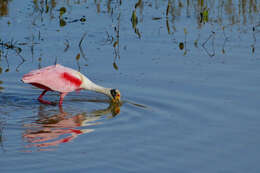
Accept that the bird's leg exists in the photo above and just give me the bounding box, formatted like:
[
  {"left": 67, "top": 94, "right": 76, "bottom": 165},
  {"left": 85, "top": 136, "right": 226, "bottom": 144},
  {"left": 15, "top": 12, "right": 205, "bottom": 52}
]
[
  {"left": 38, "top": 90, "right": 56, "bottom": 106},
  {"left": 59, "top": 92, "right": 68, "bottom": 106}
]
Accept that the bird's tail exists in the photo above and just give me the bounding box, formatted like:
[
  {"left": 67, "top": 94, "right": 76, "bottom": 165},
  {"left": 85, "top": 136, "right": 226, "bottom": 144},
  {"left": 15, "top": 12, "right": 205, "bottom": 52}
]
[{"left": 22, "top": 73, "right": 35, "bottom": 83}]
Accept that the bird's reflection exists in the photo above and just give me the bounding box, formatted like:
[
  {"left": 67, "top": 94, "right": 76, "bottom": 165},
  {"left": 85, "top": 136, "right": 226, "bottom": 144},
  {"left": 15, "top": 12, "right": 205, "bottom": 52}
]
[{"left": 23, "top": 101, "right": 121, "bottom": 151}]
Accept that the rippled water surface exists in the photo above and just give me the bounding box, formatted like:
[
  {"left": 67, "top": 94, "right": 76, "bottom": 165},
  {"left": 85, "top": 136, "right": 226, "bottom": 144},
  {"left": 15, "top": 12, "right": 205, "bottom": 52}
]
[{"left": 1, "top": 0, "right": 260, "bottom": 172}]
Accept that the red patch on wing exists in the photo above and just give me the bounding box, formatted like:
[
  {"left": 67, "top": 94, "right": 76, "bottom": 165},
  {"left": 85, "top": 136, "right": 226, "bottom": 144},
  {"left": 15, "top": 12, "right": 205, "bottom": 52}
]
[
  {"left": 70, "top": 129, "right": 83, "bottom": 134},
  {"left": 62, "top": 72, "right": 82, "bottom": 86},
  {"left": 61, "top": 136, "right": 74, "bottom": 143}
]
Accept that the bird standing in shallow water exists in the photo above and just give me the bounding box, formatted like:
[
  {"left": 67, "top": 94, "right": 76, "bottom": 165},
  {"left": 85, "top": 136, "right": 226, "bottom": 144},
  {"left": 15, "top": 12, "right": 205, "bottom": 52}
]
[{"left": 22, "top": 64, "right": 121, "bottom": 106}]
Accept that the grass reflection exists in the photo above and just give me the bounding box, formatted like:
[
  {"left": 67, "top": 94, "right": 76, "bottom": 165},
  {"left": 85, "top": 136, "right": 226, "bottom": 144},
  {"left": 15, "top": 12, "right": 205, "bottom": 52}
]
[
  {"left": 0, "top": 0, "right": 259, "bottom": 72},
  {"left": 0, "top": 0, "right": 9, "bottom": 17},
  {"left": 0, "top": 38, "right": 26, "bottom": 72}
]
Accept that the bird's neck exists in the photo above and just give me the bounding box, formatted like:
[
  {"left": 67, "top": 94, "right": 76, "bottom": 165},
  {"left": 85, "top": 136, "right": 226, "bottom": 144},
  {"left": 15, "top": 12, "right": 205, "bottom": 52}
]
[
  {"left": 91, "top": 83, "right": 111, "bottom": 97},
  {"left": 80, "top": 75, "right": 112, "bottom": 99}
]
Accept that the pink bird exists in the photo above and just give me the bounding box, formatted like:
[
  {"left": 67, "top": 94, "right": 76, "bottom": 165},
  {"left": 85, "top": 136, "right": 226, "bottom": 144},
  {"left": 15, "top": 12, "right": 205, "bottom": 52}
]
[{"left": 22, "top": 64, "right": 121, "bottom": 106}]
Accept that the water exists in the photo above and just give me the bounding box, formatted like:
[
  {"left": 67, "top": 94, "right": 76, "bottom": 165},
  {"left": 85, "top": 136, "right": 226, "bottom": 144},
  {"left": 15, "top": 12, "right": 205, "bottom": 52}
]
[{"left": 1, "top": 0, "right": 260, "bottom": 172}]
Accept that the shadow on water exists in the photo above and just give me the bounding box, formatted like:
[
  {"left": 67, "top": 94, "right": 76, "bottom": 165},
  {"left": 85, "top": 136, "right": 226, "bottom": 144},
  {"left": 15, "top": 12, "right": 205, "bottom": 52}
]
[{"left": 22, "top": 101, "right": 121, "bottom": 152}]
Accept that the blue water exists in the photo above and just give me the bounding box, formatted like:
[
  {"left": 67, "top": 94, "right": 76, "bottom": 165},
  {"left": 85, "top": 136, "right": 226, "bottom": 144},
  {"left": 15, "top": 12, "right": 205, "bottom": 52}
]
[{"left": 1, "top": 0, "right": 260, "bottom": 172}]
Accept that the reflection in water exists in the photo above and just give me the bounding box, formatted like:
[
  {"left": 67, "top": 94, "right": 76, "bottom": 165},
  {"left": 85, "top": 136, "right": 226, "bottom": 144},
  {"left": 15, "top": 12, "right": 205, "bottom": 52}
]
[
  {"left": 165, "top": 0, "right": 260, "bottom": 56},
  {"left": 202, "top": 31, "right": 216, "bottom": 57},
  {"left": 130, "top": 0, "right": 143, "bottom": 39},
  {"left": 77, "top": 32, "right": 88, "bottom": 71},
  {"left": 23, "top": 102, "right": 121, "bottom": 151},
  {"left": 131, "top": 10, "right": 141, "bottom": 39},
  {"left": 105, "top": 0, "right": 122, "bottom": 70},
  {"left": 0, "top": 39, "right": 26, "bottom": 72},
  {"left": 0, "top": 0, "right": 259, "bottom": 72},
  {"left": 0, "top": 121, "right": 5, "bottom": 152},
  {"left": 0, "top": 0, "right": 9, "bottom": 17},
  {"left": 0, "top": 80, "right": 4, "bottom": 91}
]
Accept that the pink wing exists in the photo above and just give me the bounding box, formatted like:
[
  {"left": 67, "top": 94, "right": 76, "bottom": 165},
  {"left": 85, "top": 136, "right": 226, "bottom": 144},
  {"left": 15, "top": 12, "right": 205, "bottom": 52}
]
[{"left": 22, "top": 64, "right": 83, "bottom": 93}]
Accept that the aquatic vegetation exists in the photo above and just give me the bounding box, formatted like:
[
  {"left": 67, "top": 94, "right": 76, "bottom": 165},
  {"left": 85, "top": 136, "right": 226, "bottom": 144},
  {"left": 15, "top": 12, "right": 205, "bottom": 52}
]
[
  {"left": 0, "top": 2, "right": 260, "bottom": 172},
  {"left": 0, "top": 39, "right": 25, "bottom": 72},
  {"left": 0, "top": 0, "right": 258, "bottom": 72}
]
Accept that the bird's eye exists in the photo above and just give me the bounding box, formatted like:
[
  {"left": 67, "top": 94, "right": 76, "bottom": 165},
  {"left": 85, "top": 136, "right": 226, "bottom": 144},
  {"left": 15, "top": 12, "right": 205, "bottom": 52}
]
[{"left": 110, "top": 89, "right": 117, "bottom": 98}]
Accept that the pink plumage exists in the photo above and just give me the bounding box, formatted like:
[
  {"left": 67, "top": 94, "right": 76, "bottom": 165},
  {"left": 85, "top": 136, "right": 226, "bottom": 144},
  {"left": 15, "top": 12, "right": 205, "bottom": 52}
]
[
  {"left": 22, "top": 64, "right": 121, "bottom": 106},
  {"left": 22, "top": 64, "right": 83, "bottom": 106},
  {"left": 23, "top": 64, "right": 82, "bottom": 92}
]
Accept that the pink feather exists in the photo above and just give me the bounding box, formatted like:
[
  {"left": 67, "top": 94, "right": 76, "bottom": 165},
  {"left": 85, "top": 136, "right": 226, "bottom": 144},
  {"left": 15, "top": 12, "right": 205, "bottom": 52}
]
[
  {"left": 22, "top": 64, "right": 83, "bottom": 106},
  {"left": 22, "top": 64, "right": 82, "bottom": 93}
]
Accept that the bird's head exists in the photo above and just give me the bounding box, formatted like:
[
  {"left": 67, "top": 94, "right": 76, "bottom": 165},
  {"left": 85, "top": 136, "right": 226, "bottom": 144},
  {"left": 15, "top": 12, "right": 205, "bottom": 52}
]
[{"left": 110, "top": 89, "right": 121, "bottom": 103}]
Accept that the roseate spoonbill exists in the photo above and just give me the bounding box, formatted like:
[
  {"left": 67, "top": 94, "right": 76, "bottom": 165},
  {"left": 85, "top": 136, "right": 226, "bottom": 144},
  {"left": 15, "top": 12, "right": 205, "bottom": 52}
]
[{"left": 22, "top": 64, "right": 121, "bottom": 106}]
